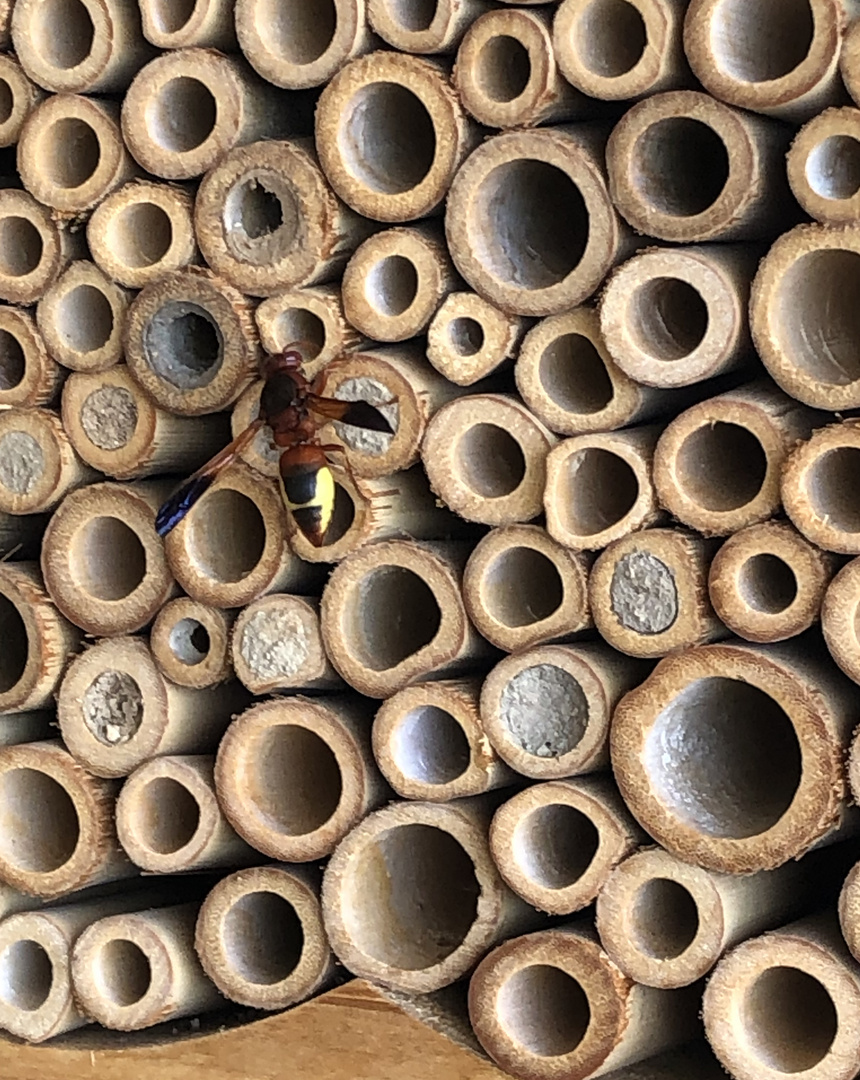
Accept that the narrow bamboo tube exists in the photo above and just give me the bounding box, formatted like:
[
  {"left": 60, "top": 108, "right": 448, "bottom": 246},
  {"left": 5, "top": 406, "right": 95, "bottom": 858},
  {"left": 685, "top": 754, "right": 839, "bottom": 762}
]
[
  {"left": 544, "top": 425, "right": 662, "bottom": 552},
  {"left": 822, "top": 558, "right": 860, "bottom": 684},
  {"left": 462, "top": 525, "right": 592, "bottom": 652},
  {"left": 427, "top": 291, "right": 525, "bottom": 387},
  {"left": 215, "top": 696, "right": 389, "bottom": 862},
  {"left": 139, "top": 0, "right": 236, "bottom": 49},
  {"left": 321, "top": 539, "right": 488, "bottom": 698},
  {"left": 116, "top": 755, "right": 256, "bottom": 873},
  {"left": 255, "top": 285, "right": 362, "bottom": 383},
  {"left": 0, "top": 190, "right": 84, "bottom": 306},
  {"left": 41, "top": 480, "right": 177, "bottom": 637},
  {"left": 480, "top": 642, "right": 649, "bottom": 779},
  {"left": 839, "top": 860, "right": 860, "bottom": 962},
  {"left": 0, "top": 407, "right": 96, "bottom": 515},
  {"left": 87, "top": 179, "right": 198, "bottom": 290},
  {"left": 315, "top": 51, "right": 477, "bottom": 223},
  {"left": 0, "top": 512, "right": 52, "bottom": 562},
  {"left": 71, "top": 902, "right": 223, "bottom": 1031},
  {"left": 709, "top": 521, "right": 837, "bottom": 644},
  {"left": 0, "top": 56, "right": 44, "bottom": 148},
  {"left": 0, "top": 307, "right": 63, "bottom": 410},
  {"left": 607, "top": 91, "right": 794, "bottom": 243},
  {"left": 782, "top": 421, "right": 860, "bottom": 554},
  {"left": 57, "top": 636, "right": 247, "bottom": 779},
  {"left": 124, "top": 268, "right": 260, "bottom": 416},
  {"left": 445, "top": 125, "right": 623, "bottom": 317},
  {"left": 0, "top": 710, "right": 54, "bottom": 746},
  {"left": 195, "top": 864, "right": 335, "bottom": 1010},
  {"left": 611, "top": 638, "right": 858, "bottom": 873},
  {"left": 150, "top": 597, "right": 233, "bottom": 689},
  {"left": 468, "top": 923, "right": 700, "bottom": 1080},
  {"left": 787, "top": 108, "right": 860, "bottom": 224},
  {"left": 35, "top": 261, "right": 129, "bottom": 374},
  {"left": 322, "top": 797, "right": 538, "bottom": 993},
  {"left": 368, "top": 0, "right": 490, "bottom": 54}
]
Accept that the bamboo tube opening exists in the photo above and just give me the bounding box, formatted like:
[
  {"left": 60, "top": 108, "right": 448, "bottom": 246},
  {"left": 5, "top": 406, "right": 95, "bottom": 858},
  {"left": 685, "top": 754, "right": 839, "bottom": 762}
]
[
  {"left": 0, "top": 215, "right": 44, "bottom": 280},
  {"left": 390, "top": 705, "right": 471, "bottom": 786},
  {"left": 70, "top": 516, "right": 147, "bottom": 600},
  {"left": 458, "top": 424, "right": 525, "bottom": 498},
  {"left": 0, "top": 768, "right": 79, "bottom": 873},
  {"left": 515, "top": 805, "right": 599, "bottom": 891},
  {"left": 385, "top": 0, "right": 439, "bottom": 33},
  {"left": 38, "top": 116, "right": 100, "bottom": 189},
  {"left": 631, "top": 879, "right": 699, "bottom": 959},
  {"left": 265, "top": 306, "right": 325, "bottom": 359},
  {"left": 37, "top": 260, "right": 129, "bottom": 374},
  {"left": 147, "top": 0, "right": 199, "bottom": 36},
  {"left": 707, "top": 0, "right": 812, "bottom": 82},
  {"left": 109, "top": 202, "right": 172, "bottom": 268},
  {"left": 787, "top": 109, "right": 860, "bottom": 223},
  {"left": 805, "top": 448, "right": 860, "bottom": 532},
  {"left": 742, "top": 968, "right": 836, "bottom": 1073},
  {"left": 0, "top": 79, "right": 11, "bottom": 123},
  {"left": 737, "top": 554, "right": 798, "bottom": 615},
  {"left": 367, "top": 257, "right": 417, "bottom": 315},
  {"left": 0, "top": 329, "right": 24, "bottom": 391},
  {"left": 537, "top": 332, "right": 614, "bottom": 416},
  {"left": 633, "top": 117, "right": 729, "bottom": 216},
  {"left": 0, "top": 57, "right": 44, "bottom": 149},
  {"left": 675, "top": 422, "right": 767, "bottom": 511},
  {"left": 95, "top": 938, "right": 152, "bottom": 1007},
  {"left": 480, "top": 547, "right": 563, "bottom": 629},
  {"left": 628, "top": 277, "right": 708, "bottom": 360},
  {"left": 222, "top": 891, "right": 304, "bottom": 983},
  {"left": 252, "top": 0, "right": 336, "bottom": 66},
  {"left": 808, "top": 136, "right": 860, "bottom": 200},
  {"left": 145, "top": 77, "right": 215, "bottom": 153},
  {"left": 552, "top": 447, "right": 639, "bottom": 539},
  {"left": 449, "top": 316, "right": 484, "bottom": 356},
  {"left": 569, "top": 0, "right": 647, "bottom": 79},
  {"left": 822, "top": 560, "right": 860, "bottom": 683},
  {"left": 0, "top": 939, "right": 53, "bottom": 1011},
  {"left": 142, "top": 303, "right": 221, "bottom": 388},
  {"left": 341, "top": 566, "right": 441, "bottom": 670},
  {"left": 474, "top": 36, "right": 530, "bottom": 103},
  {"left": 151, "top": 598, "right": 233, "bottom": 689},
  {"left": 0, "top": 594, "right": 27, "bottom": 694},
  {"left": 170, "top": 618, "right": 211, "bottom": 666},
  {"left": 185, "top": 490, "right": 266, "bottom": 583},
  {"left": 497, "top": 965, "right": 591, "bottom": 1057},
  {"left": 27, "top": 0, "right": 96, "bottom": 74},
  {"left": 135, "top": 777, "right": 200, "bottom": 855},
  {"left": 56, "top": 285, "right": 112, "bottom": 356}
]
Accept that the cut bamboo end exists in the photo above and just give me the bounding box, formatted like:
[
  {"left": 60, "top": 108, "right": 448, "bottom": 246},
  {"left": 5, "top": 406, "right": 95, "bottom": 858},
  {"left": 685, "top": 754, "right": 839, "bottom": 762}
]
[
  {"left": 480, "top": 642, "right": 648, "bottom": 779},
  {"left": 150, "top": 597, "right": 233, "bottom": 689},
  {"left": 255, "top": 285, "right": 362, "bottom": 383},
  {"left": 782, "top": 421, "right": 860, "bottom": 554},
  {"left": 822, "top": 558, "right": 860, "bottom": 684},
  {"left": 787, "top": 107, "right": 860, "bottom": 224},
  {"left": 315, "top": 50, "right": 476, "bottom": 222},
  {"left": 215, "top": 696, "right": 388, "bottom": 862},
  {"left": 423, "top": 395, "right": 556, "bottom": 526},
  {"left": 41, "top": 480, "right": 176, "bottom": 636},
  {"left": 368, "top": 0, "right": 489, "bottom": 54},
  {"left": 0, "top": 189, "right": 83, "bottom": 306},
  {"left": 709, "top": 521, "right": 836, "bottom": 644},
  {"left": 445, "top": 125, "right": 621, "bottom": 317},
  {"left": 195, "top": 865, "right": 334, "bottom": 1010},
  {"left": 490, "top": 777, "right": 643, "bottom": 917},
  {"left": 839, "top": 861, "right": 860, "bottom": 963},
  {"left": 0, "top": 407, "right": 94, "bottom": 515},
  {"left": 36, "top": 261, "right": 129, "bottom": 374},
  {"left": 427, "top": 291, "right": 524, "bottom": 386},
  {"left": 139, "top": 0, "right": 237, "bottom": 49},
  {"left": 544, "top": 425, "right": 661, "bottom": 551},
  {"left": 0, "top": 55, "right": 44, "bottom": 148},
  {"left": 87, "top": 179, "right": 198, "bottom": 290},
  {"left": 462, "top": 524, "right": 591, "bottom": 652},
  {"left": 124, "top": 268, "right": 260, "bottom": 416},
  {"left": 0, "top": 306, "right": 63, "bottom": 410}
]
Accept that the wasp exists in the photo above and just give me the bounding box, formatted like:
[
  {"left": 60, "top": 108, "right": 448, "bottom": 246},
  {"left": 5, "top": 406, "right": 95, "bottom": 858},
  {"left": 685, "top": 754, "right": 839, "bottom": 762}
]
[{"left": 155, "top": 345, "right": 394, "bottom": 547}]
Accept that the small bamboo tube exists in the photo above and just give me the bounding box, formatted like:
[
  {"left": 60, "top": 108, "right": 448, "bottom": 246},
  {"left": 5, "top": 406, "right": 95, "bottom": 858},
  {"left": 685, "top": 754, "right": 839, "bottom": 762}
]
[
  {"left": 368, "top": 0, "right": 490, "bottom": 54},
  {"left": 839, "top": 860, "right": 860, "bottom": 962},
  {"left": 544, "top": 425, "right": 662, "bottom": 552},
  {"left": 195, "top": 864, "right": 335, "bottom": 1010},
  {"left": 0, "top": 306, "right": 63, "bottom": 410},
  {"left": 195, "top": 138, "right": 374, "bottom": 298},
  {"left": 150, "top": 597, "right": 233, "bottom": 689},
  {"left": 70, "top": 902, "right": 223, "bottom": 1031},
  {"left": 0, "top": 561, "right": 81, "bottom": 714},
  {"left": 0, "top": 407, "right": 96, "bottom": 515},
  {"left": 342, "top": 224, "right": 459, "bottom": 342},
  {"left": 427, "top": 291, "right": 525, "bottom": 387},
  {"left": 0, "top": 710, "right": 54, "bottom": 746},
  {"left": 0, "top": 740, "right": 132, "bottom": 897},
  {"left": 0, "top": 55, "right": 44, "bottom": 148},
  {"left": 703, "top": 914, "right": 860, "bottom": 1080},
  {"left": 822, "top": 557, "right": 860, "bottom": 684},
  {"left": 468, "top": 923, "right": 701, "bottom": 1080},
  {"left": 611, "top": 638, "right": 858, "bottom": 873},
  {"left": 0, "top": 511, "right": 52, "bottom": 561},
  {"left": 320, "top": 539, "right": 489, "bottom": 698},
  {"left": 35, "top": 261, "right": 129, "bottom": 375},
  {"left": 315, "top": 51, "right": 477, "bottom": 223},
  {"left": 57, "top": 635, "right": 247, "bottom": 779},
  {"left": 462, "top": 524, "right": 592, "bottom": 652},
  {"left": 124, "top": 268, "right": 260, "bottom": 416},
  {"left": 480, "top": 642, "right": 649, "bottom": 779},
  {"left": 445, "top": 125, "right": 623, "bottom": 317},
  {"left": 553, "top": 0, "right": 690, "bottom": 102},
  {"left": 490, "top": 776, "right": 644, "bottom": 916},
  {"left": 214, "top": 696, "right": 389, "bottom": 861},
  {"left": 787, "top": 107, "right": 860, "bottom": 224},
  {"left": 87, "top": 179, "right": 198, "bottom": 290},
  {"left": 453, "top": 8, "right": 584, "bottom": 129},
  {"left": 41, "top": 480, "right": 177, "bottom": 637},
  {"left": 782, "top": 421, "right": 860, "bottom": 554},
  {"left": 607, "top": 90, "right": 794, "bottom": 243},
  {"left": 709, "top": 521, "right": 837, "bottom": 644},
  {"left": 372, "top": 677, "right": 514, "bottom": 802},
  {"left": 116, "top": 755, "right": 256, "bottom": 873},
  {"left": 422, "top": 394, "right": 556, "bottom": 527},
  {"left": 322, "top": 797, "right": 538, "bottom": 993},
  {"left": 139, "top": 0, "right": 236, "bottom": 49},
  {"left": 255, "top": 284, "right": 362, "bottom": 383},
  {"left": 0, "top": 189, "right": 84, "bottom": 306}
]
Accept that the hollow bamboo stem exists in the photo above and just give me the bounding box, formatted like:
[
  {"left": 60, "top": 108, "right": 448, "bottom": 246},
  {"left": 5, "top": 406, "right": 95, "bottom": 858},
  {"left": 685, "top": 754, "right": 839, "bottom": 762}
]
[
  {"left": 822, "top": 557, "right": 860, "bottom": 685},
  {"left": 782, "top": 420, "right": 860, "bottom": 554},
  {"left": 0, "top": 407, "right": 96, "bottom": 515},
  {"left": 0, "top": 190, "right": 85, "bottom": 306},
  {"left": 150, "top": 597, "right": 234, "bottom": 690},
  {"left": 0, "top": 55, "right": 44, "bottom": 148},
  {"left": 0, "top": 306, "right": 63, "bottom": 410},
  {"left": 368, "top": 0, "right": 490, "bottom": 54},
  {"left": 139, "top": 0, "right": 237, "bottom": 49},
  {"left": 428, "top": 291, "right": 526, "bottom": 387},
  {"left": 787, "top": 107, "right": 860, "bottom": 224}
]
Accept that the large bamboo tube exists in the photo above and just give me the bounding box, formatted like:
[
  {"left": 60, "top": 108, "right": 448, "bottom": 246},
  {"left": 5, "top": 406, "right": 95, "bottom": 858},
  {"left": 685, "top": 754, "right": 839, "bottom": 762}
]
[
  {"left": 782, "top": 421, "right": 860, "bottom": 554},
  {"left": 0, "top": 306, "right": 63, "bottom": 410},
  {"left": 368, "top": 0, "right": 490, "bottom": 54},
  {"left": 822, "top": 557, "right": 860, "bottom": 684},
  {"left": 0, "top": 407, "right": 96, "bottom": 515},
  {"left": 254, "top": 284, "right": 362, "bottom": 382},
  {"left": 150, "top": 596, "right": 233, "bottom": 689},
  {"left": 0, "top": 189, "right": 84, "bottom": 306},
  {"left": 139, "top": 0, "right": 236, "bottom": 49},
  {"left": 0, "top": 56, "right": 44, "bottom": 148},
  {"left": 427, "top": 291, "right": 525, "bottom": 386},
  {"left": 35, "top": 261, "right": 129, "bottom": 375},
  {"left": 787, "top": 107, "right": 860, "bottom": 224}
]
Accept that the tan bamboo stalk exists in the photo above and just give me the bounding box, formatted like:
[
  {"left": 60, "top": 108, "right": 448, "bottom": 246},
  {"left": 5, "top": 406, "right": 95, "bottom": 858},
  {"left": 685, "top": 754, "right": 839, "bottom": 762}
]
[
  {"left": 215, "top": 696, "right": 389, "bottom": 861},
  {"left": 139, "top": 0, "right": 236, "bottom": 49},
  {"left": 839, "top": 860, "right": 860, "bottom": 962},
  {"left": 0, "top": 710, "right": 54, "bottom": 746},
  {"left": 822, "top": 558, "right": 860, "bottom": 684},
  {"left": 0, "top": 190, "right": 85, "bottom": 306},
  {"left": 0, "top": 55, "right": 44, "bottom": 147},
  {"left": 195, "top": 864, "right": 335, "bottom": 1009},
  {"left": 782, "top": 421, "right": 860, "bottom": 554},
  {"left": 255, "top": 285, "right": 363, "bottom": 382},
  {"left": 0, "top": 307, "right": 63, "bottom": 409},
  {"left": 843, "top": 20, "right": 860, "bottom": 112},
  {"left": 150, "top": 597, "right": 234, "bottom": 689},
  {"left": 480, "top": 642, "right": 649, "bottom": 779},
  {"left": 0, "top": 407, "right": 96, "bottom": 515},
  {"left": 427, "top": 291, "right": 525, "bottom": 386},
  {"left": 787, "top": 107, "right": 860, "bottom": 224},
  {"left": 368, "top": 0, "right": 490, "bottom": 54},
  {"left": 0, "top": 511, "right": 51, "bottom": 561}
]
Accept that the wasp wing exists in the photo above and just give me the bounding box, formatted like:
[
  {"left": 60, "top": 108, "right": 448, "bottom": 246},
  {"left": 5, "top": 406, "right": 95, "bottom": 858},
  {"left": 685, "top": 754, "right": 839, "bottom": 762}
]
[{"left": 307, "top": 394, "right": 394, "bottom": 434}]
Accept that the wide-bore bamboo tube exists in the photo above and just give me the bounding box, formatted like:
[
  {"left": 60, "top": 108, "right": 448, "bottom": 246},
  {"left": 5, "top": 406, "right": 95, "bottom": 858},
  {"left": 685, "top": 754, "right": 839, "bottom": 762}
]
[
  {"left": 57, "top": 635, "right": 248, "bottom": 779},
  {"left": 124, "top": 268, "right": 260, "bottom": 416},
  {"left": 195, "top": 864, "right": 335, "bottom": 1010},
  {"left": 462, "top": 524, "right": 592, "bottom": 652},
  {"left": 87, "top": 178, "right": 198, "bottom": 290},
  {"left": 480, "top": 642, "right": 649, "bottom": 779},
  {"left": 0, "top": 189, "right": 84, "bottom": 306},
  {"left": 422, "top": 394, "right": 556, "bottom": 527},
  {"left": 368, "top": 0, "right": 490, "bottom": 54},
  {"left": 468, "top": 923, "right": 700, "bottom": 1080},
  {"left": 427, "top": 291, "right": 525, "bottom": 387},
  {"left": 41, "top": 480, "right": 177, "bottom": 637},
  {"left": 782, "top": 421, "right": 860, "bottom": 554},
  {"left": 255, "top": 285, "right": 362, "bottom": 383},
  {"left": 0, "top": 55, "right": 44, "bottom": 148},
  {"left": 150, "top": 596, "right": 234, "bottom": 689},
  {"left": 709, "top": 521, "right": 837, "bottom": 644},
  {"left": 611, "top": 638, "right": 858, "bottom": 873},
  {"left": 0, "top": 407, "right": 96, "bottom": 515},
  {"left": 445, "top": 125, "right": 624, "bottom": 317},
  {"left": 215, "top": 696, "right": 389, "bottom": 861},
  {"left": 822, "top": 558, "right": 860, "bottom": 684},
  {"left": 0, "top": 306, "right": 63, "bottom": 410},
  {"left": 372, "top": 677, "right": 513, "bottom": 802},
  {"left": 139, "top": 0, "right": 236, "bottom": 49},
  {"left": 315, "top": 51, "right": 477, "bottom": 223},
  {"left": 787, "top": 107, "right": 860, "bottom": 224},
  {"left": 35, "top": 261, "right": 129, "bottom": 375}
]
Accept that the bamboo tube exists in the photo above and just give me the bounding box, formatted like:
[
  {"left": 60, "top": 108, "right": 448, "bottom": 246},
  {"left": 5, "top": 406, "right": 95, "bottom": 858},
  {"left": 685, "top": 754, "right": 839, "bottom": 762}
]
[
  {"left": 0, "top": 190, "right": 84, "bottom": 306},
  {"left": 87, "top": 179, "right": 198, "bottom": 290},
  {"left": 0, "top": 307, "right": 63, "bottom": 410},
  {"left": 41, "top": 480, "right": 177, "bottom": 637},
  {"left": 368, "top": 0, "right": 490, "bottom": 54},
  {"left": 462, "top": 524, "right": 592, "bottom": 652},
  {"left": 611, "top": 638, "right": 858, "bottom": 873},
  {"left": 315, "top": 51, "right": 477, "bottom": 223},
  {"left": 843, "top": 20, "right": 860, "bottom": 112},
  {"left": 124, "top": 268, "right": 260, "bottom": 416},
  {"left": 839, "top": 860, "right": 860, "bottom": 962},
  {"left": 0, "top": 710, "right": 54, "bottom": 746},
  {"left": 322, "top": 797, "right": 538, "bottom": 993},
  {"left": 0, "top": 407, "right": 96, "bottom": 515},
  {"left": 822, "top": 558, "right": 860, "bottom": 684},
  {"left": 787, "top": 108, "right": 860, "bottom": 224},
  {"left": 445, "top": 125, "right": 623, "bottom": 317},
  {"left": 150, "top": 597, "right": 233, "bottom": 689},
  {"left": 255, "top": 285, "right": 362, "bottom": 383},
  {"left": 215, "top": 696, "right": 389, "bottom": 862},
  {"left": 544, "top": 425, "right": 662, "bottom": 551},
  {"left": 782, "top": 421, "right": 860, "bottom": 554},
  {"left": 0, "top": 56, "right": 44, "bottom": 148},
  {"left": 709, "top": 521, "right": 837, "bottom": 644},
  {"left": 35, "top": 261, "right": 129, "bottom": 375},
  {"left": 480, "top": 642, "right": 649, "bottom": 779},
  {"left": 139, "top": 0, "right": 236, "bottom": 49},
  {"left": 57, "top": 636, "right": 248, "bottom": 779},
  {"left": 195, "top": 864, "right": 335, "bottom": 1009},
  {"left": 468, "top": 923, "right": 700, "bottom": 1080},
  {"left": 427, "top": 291, "right": 525, "bottom": 387},
  {"left": 607, "top": 91, "right": 794, "bottom": 243},
  {"left": 422, "top": 395, "right": 556, "bottom": 527}
]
